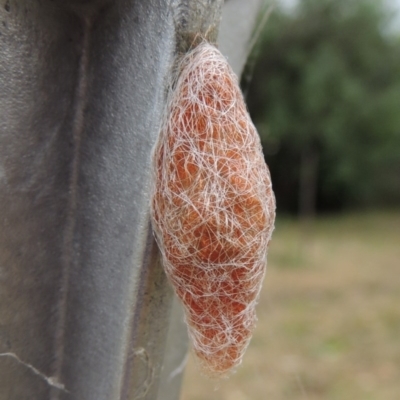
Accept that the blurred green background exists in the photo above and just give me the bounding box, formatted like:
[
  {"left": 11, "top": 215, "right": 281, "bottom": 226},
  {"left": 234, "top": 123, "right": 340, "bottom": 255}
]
[
  {"left": 247, "top": 0, "right": 400, "bottom": 216},
  {"left": 181, "top": 0, "right": 400, "bottom": 399}
]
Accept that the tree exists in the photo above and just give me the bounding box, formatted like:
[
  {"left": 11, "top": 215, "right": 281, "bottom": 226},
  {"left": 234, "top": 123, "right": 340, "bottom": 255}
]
[{"left": 247, "top": 0, "right": 400, "bottom": 215}]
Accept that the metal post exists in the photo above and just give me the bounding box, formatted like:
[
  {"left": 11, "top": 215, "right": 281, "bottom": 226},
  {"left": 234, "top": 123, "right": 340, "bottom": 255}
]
[{"left": 0, "top": 0, "right": 264, "bottom": 399}]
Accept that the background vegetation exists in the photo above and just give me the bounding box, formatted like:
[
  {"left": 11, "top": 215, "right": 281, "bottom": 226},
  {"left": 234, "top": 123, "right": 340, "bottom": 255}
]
[
  {"left": 246, "top": 0, "right": 400, "bottom": 216},
  {"left": 181, "top": 212, "right": 400, "bottom": 400}
]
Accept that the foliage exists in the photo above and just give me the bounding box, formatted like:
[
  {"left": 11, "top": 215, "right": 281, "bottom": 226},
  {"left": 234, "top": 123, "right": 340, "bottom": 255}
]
[{"left": 246, "top": 0, "right": 400, "bottom": 213}]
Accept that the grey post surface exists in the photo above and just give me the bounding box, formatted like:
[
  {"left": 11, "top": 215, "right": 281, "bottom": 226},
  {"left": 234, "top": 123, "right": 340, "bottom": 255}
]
[{"left": 0, "top": 0, "right": 263, "bottom": 399}]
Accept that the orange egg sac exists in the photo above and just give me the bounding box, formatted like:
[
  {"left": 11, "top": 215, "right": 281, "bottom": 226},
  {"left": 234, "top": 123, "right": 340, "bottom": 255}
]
[{"left": 151, "top": 42, "right": 276, "bottom": 377}]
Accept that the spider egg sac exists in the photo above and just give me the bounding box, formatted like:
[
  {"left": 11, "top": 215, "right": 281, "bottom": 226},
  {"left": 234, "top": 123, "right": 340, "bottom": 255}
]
[{"left": 151, "top": 42, "right": 276, "bottom": 377}]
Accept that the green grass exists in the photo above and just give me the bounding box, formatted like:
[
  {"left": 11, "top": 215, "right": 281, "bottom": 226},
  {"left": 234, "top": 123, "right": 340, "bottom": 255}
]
[{"left": 180, "top": 212, "right": 400, "bottom": 400}]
